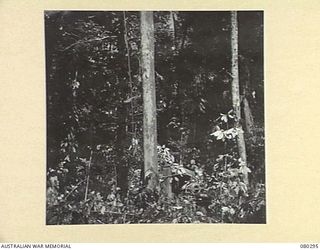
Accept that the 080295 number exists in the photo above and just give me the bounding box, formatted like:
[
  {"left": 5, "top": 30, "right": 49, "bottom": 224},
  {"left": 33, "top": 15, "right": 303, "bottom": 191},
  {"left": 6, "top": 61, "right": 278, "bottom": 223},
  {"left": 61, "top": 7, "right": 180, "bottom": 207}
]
[{"left": 300, "top": 244, "right": 319, "bottom": 248}]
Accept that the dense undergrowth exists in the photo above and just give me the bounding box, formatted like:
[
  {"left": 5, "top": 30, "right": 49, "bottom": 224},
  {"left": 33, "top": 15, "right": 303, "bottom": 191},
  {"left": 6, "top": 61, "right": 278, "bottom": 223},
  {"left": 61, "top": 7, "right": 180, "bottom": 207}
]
[{"left": 47, "top": 113, "right": 265, "bottom": 224}]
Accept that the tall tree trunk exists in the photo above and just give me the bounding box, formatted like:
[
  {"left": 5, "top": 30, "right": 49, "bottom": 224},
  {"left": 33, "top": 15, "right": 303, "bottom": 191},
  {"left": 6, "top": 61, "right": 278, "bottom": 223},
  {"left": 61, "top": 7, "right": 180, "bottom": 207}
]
[
  {"left": 115, "top": 75, "right": 129, "bottom": 196},
  {"left": 116, "top": 102, "right": 129, "bottom": 196},
  {"left": 140, "top": 11, "right": 159, "bottom": 192},
  {"left": 169, "top": 11, "right": 176, "bottom": 45},
  {"left": 241, "top": 57, "right": 254, "bottom": 135},
  {"left": 123, "top": 11, "right": 136, "bottom": 137},
  {"left": 230, "top": 11, "right": 249, "bottom": 185},
  {"left": 243, "top": 96, "right": 254, "bottom": 135}
]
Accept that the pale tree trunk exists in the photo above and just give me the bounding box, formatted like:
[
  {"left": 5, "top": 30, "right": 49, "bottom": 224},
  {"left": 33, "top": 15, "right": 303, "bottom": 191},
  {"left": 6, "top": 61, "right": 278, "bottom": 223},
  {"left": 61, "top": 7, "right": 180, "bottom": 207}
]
[
  {"left": 141, "top": 11, "right": 159, "bottom": 191},
  {"left": 169, "top": 11, "right": 175, "bottom": 43},
  {"left": 231, "top": 11, "right": 249, "bottom": 185},
  {"left": 162, "top": 11, "right": 175, "bottom": 198},
  {"left": 241, "top": 57, "right": 254, "bottom": 135},
  {"left": 243, "top": 96, "right": 254, "bottom": 135}
]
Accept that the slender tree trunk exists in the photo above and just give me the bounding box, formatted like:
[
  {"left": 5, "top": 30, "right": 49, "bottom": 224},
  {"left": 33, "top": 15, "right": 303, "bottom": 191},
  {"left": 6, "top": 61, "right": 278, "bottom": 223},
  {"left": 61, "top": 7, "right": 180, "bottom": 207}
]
[
  {"left": 123, "top": 11, "right": 136, "bottom": 137},
  {"left": 84, "top": 149, "right": 93, "bottom": 201},
  {"left": 115, "top": 74, "right": 129, "bottom": 196},
  {"left": 178, "top": 85, "right": 185, "bottom": 166},
  {"left": 169, "top": 11, "right": 176, "bottom": 44},
  {"left": 241, "top": 57, "right": 254, "bottom": 135},
  {"left": 243, "top": 96, "right": 254, "bottom": 135},
  {"left": 140, "top": 11, "right": 159, "bottom": 192},
  {"left": 230, "top": 11, "right": 248, "bottom": 185}
]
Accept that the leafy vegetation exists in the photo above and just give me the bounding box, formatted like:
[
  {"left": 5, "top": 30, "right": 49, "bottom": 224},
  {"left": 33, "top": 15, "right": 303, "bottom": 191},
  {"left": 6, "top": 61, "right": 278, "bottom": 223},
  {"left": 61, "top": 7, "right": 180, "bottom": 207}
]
[{"left": 46, "top": 11, "right": 265, "bottom": 224}]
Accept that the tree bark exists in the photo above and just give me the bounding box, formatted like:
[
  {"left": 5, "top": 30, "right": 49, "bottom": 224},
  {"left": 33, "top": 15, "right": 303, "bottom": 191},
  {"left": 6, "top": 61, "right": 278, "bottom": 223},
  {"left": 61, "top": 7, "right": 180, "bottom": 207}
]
[
  {"left": 243, "top": 96, "right": 254, "bottom": 135},
  {"left": 169, "top": 11, "right": 176, "bottom": 43},
  {"left": 141, "top": 11, "right": 159, "bottom": 192},
  {"left": 230, "top": 11, "right": 249, "bottom": 185},
  {"left": 115, "top": 102, "right": 129, "bottom": 196},
  {"left": 115, "top": 73, "right": 129, "bottom": 196},
  {"left": 123, "top": 11, "right": 136, "bottom": 136},
  {"left": 241, "top": 56, "right": 254, "bottom": 135}
]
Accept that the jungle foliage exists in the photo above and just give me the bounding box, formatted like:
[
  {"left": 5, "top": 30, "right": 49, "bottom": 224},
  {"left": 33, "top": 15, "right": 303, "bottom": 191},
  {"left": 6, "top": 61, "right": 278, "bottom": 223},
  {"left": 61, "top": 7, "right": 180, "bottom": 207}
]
[{"left": 45, "top": 11, "right": 265, "bottom": 224}]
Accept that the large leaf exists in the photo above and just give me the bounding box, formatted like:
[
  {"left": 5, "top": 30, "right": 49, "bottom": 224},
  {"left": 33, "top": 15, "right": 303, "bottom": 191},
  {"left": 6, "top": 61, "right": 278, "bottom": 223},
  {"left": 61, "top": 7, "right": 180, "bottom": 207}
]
[{"left": 211, "top": 130, "right": 224, "bottom": 140}]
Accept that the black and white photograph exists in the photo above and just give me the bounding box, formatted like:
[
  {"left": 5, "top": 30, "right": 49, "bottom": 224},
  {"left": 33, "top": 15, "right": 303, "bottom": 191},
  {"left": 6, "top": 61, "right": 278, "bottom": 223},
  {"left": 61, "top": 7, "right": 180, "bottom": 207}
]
[{"left": 45, "top": 11, "right": 265, "bottom": 225}]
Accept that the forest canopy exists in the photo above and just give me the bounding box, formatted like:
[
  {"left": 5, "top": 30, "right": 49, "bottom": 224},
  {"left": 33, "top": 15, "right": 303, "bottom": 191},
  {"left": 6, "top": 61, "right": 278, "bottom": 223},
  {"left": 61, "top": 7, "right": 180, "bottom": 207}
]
[{"left": 45, "top": 11, "right": 265, "bottom": 224}]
